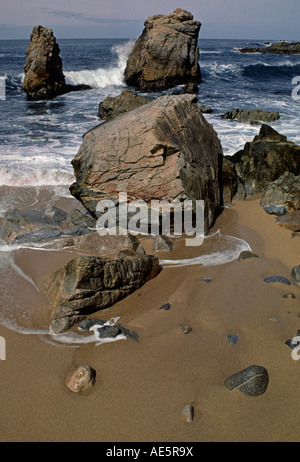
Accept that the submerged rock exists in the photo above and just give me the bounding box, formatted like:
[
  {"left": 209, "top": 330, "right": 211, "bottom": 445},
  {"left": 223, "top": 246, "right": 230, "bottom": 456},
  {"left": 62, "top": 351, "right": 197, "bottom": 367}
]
[
  {"left": 224, "top": 365, "right": 269, "bottom": 397},
  {"left": 240, "top": 41, "right": 300, "bottom": 55},
  {"left": 124, "top": 8, "right": 201, "bottom": 91},
  {"left": 22, "top": 25, "right": 91, "bottom": 100},
  {"left": 70, "top": 94, "right": 222, "bottom": 235}
]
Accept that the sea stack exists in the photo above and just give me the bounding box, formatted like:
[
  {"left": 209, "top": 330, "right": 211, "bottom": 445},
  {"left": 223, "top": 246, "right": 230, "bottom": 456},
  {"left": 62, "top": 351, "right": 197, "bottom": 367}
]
[
  {"left": 22, "top": 25, "right": 91, "bottom": 100},
  {"left": 124, "top": 8, "right": 202, "bottom": 92}
]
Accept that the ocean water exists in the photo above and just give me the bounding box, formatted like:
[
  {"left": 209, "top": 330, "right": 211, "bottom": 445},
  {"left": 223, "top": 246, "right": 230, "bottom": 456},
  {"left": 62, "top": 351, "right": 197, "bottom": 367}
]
[{"left": 0, "top": 37, "right": 299, "bottom": 343}]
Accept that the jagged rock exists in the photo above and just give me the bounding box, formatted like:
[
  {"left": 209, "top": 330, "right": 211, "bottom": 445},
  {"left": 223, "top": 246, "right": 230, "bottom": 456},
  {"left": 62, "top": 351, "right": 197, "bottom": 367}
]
[
  {"left": 221, "top": 108, "right": 280, "bottom": 124},
  {"left": 124, "top": 9, "right": 201, "bottom": 91},
  {"left": 260, "top": 172, "right": 300, "bottom": 216},
  {"left": 98, "top": 89, "right": 149, "bottom": 120},
  {"left": 70, "top": 94, "right": 222, "bottom": 235},
  {"left": 224, "top": 365, "right": 269, "bottom": 396},
  {"left": 240, "top": 41, "right": 300, "bottom": 55},
  {"left": 67, "top": 208, "right": 96, "bottom": 228},
  {"left": 230, "top": 125, "right": 300, "bottom": 195},
  {"left": 38, "top": 253, "right": 160, "bottom": 333},
  {"left": 22, "top": 25, "right": 91, "bottom": 100},
  {"left": 65, "top": 364, "right": 96, "bottom": 394}
]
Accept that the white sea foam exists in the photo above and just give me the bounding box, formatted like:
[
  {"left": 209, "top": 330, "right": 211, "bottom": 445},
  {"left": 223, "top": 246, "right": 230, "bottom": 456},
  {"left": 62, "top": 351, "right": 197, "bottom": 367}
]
[
  {"left": 0, "top": 166, "right": 75, "bottom": 187},
  {"left": 65, "top": 40, "right": 134, "bottom": 89},
  {"left": 160, "top": 232, "right": 252, "bottom": 268}
]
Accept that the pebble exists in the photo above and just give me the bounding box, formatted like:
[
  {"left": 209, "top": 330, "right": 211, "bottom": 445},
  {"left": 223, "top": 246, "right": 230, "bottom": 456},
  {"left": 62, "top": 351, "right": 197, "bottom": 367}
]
[
  {"left": 227, "top": 334, "right": 239, "bottom": 344},
  {"left": 282, "top": 293, "right": 296, "bottom": 299},
  {"left": 264, "top": 275, "right": 291, "bottom": 285},
  {"left": 224, "top": 365, "right": 269, "bottom": 397},
  {"left": 182, "top": 404, "right": 194, "bottom": 423},
  {"left": 238, "top": 251, "right": 259, "bottom": 261},
  {"left": 159, "top": 303, "right": 170, "bottom": 311},
  {"left": 181, "top": 325, "right": 192, "bottom": 334},
  {"left": 65, "top": 364, "right": 96, "bottom": 394},
  {"left": 198, "top": 278, "right": 212, "bottom": 283}
]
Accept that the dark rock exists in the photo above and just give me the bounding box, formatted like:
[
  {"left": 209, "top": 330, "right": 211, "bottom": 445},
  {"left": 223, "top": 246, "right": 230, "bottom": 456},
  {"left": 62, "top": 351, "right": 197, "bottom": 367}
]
[
  {"left": 39, "top": 253, "right": 160, "bottom": 333},
  {"left": 152, "top": 235, "right": 174, "bottom": 251},
  {"left": 198, "top": 278, "right": 212, "bottom": 283},
  {"left": 70, "top": 94, "right": 222, "bottom": 235},
  {"left": 291, "top": 265, "right": 300, "bottom": 286},
  {"left": 98, "top": 89, "right": 149, "bottom": 120},
  {"left": 224, "top": 365, "right": 269, "bottom": 396},
  {"left": 264, "top": 275, "right": 291, "bottom": 285},
  {"left": 200, "top": 106, "right": 213, "bottom": 114},
  {"left": 22, "top": 25, "right": 91, "bottom": 100},
  {"left": 260, "top": 172, "right": 300, "bottom": 216},
  {"left": 221, "top": 108, "right": 280, "bottom": 124},
  {"left": 276, "top": 210, "right": 300, "bottom": 232},
  {"left": 240, "top": 41, "right": 300, "bottom": 55},
  {"left": 97, "top": 325, "right": 121, "bottom": 339},
  {"left": 253, "top": 124, "right": 287, "bottom": 143},
  {"left": 12, "top": 228, "right": 62, "bottom": 245},
  {"left": 78, "top": 318, "right": 107, "bottom": 331},
  {"left": 227, "top": 334, "right": 239, "bottom": 344},
  {"left": 160, "top": 303, "right": 171, "bottom": 311},
  {"left": 67, "top": 208, "right": 96, "bottom": 228},
  {"left": 282, "top": 293, "right": 296, "bottom": 299},
  {"left": 124, "top": 9, "right": 201, "bottom": 91},
  {"left": 238, "top": 251, "right": 259, "bottom": 261},
  {"left": 221, "top": 157, "right": 238, "bottom": 205},
  {"left": 230, "top": 125, "right": 300, "bottom": 195},
  {"left": 65, "top": 364, "right": 96, "bottom": 394}
]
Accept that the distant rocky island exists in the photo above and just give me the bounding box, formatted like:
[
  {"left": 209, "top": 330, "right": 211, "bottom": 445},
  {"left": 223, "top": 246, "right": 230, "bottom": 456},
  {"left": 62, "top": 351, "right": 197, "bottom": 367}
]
[{"left": 240, "top": 41, "right": 300, "bottom": 54}]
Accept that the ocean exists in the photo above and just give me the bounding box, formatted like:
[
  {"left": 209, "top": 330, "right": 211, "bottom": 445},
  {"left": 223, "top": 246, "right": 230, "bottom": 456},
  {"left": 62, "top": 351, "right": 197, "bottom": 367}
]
[{"left": 0, "top": 37, "right": 299, "bottom": 342}]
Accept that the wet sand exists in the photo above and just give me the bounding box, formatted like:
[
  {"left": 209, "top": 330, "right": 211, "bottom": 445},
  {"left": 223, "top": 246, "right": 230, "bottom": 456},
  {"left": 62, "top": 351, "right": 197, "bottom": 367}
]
[{"left": 0, "top": 193, "right": 299, "bottom": 442}]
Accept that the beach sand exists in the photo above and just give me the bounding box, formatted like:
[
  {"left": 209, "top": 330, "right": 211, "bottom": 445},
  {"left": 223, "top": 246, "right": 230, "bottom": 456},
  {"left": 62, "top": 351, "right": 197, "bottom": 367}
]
[{"left": 0, "top": 192, "right": 299, "bottom": 442}]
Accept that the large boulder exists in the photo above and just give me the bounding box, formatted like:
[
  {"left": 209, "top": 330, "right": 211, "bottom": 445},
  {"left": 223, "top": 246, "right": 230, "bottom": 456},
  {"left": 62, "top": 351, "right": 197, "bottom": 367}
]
[
  {"left": 231, "top": 125, "right": 300, "bottom": 195},
  {"left": 124, "top": 9, "right": 201, "bottom": 91},
  {"left": 38, "top": 252, "right": 160, "bottom": 333},
  {"left": 260, "top": 172, "right": 300, "bottom": 216},
  {"left": 70, "top": 94, "right": 222, "bottom": 234},
  {"left": 98, "top": 89, "right": 149, "bottom": 120},
  {"left": 22, "top": 25, "right": 91, "bottom": 100}
]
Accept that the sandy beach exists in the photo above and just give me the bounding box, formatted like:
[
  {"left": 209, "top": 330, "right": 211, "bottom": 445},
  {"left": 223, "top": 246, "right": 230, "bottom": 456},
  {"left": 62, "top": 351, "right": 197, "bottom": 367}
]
[{"left": 0, "top": 191, "right": 299, "bottom": 443}]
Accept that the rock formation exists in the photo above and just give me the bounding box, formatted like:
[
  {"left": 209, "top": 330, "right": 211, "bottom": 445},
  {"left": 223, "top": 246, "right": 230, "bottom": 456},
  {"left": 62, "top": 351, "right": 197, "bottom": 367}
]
[
  {"left": 124, "top": 9, "right": 201, "bottom": 91},
  {"left": 39, "top": 252, "right": 160, "bottom": 333},
  {"left": 240, "top": 41, "right": 300, "bottom": 55},
  {"left": 98, "top": 89, "right": 149, "bottom": 120},
  {"left": 22, "top": 25, "right": 91, "bottom": 100},
  {"left": 260, "top": 172, "right": 300, "bottom": 216},
  {"left": 230, "top": 125, "right": 300, "bottom": 195},
  {"left": 70, "top": 94, "right": 222, "bottom": 234}
]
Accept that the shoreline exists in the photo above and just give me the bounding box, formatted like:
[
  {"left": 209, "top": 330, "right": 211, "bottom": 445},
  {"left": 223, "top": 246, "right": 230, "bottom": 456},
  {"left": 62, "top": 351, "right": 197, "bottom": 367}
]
[{"left": 0, "top": 192, "right": 299, "bottom": 442}]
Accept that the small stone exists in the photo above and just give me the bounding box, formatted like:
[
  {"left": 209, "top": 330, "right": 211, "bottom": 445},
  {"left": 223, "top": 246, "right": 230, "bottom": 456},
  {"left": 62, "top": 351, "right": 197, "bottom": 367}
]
[
  {"left": 291, "top": 265, "right": 300, "bottom": 286},
  {"left": 181, "top": 325, "right": 192, "bottom": 334},
  {"left": 224, "top": 365, "right": 269, "bottom": 397},
  {"left": 182, "top": 404, "right": 194, "bottom": 423},
  {"left": 227, "top": 334, "right": 239, "bottom": 344},
  {"left": 65, "top": 364, "right": 96, "bottom": 394},
  {"left": 268, "top": 317, "right": 279, "bottom": 322},
  {"left": 264, "top": 275, "right": 291, "bottom": 285},
  {"left": 97, "top": 325, "right": 121, "bottom": 339},
  {"left": 159, "top": 303, "right": 170, "bottom": 311},
  {"left": 238, "top": 251, "right": 259, "bottom": 261},
  {"left": 198, "top": 278, "right": 212, "bottom": 283},
  {"left": 282, "top": 293, "right": 296, "bottom": 299}
]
